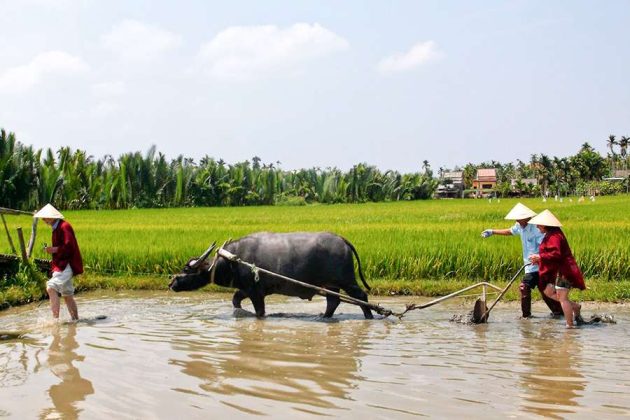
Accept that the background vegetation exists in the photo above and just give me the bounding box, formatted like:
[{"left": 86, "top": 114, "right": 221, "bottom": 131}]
[
  {"left": 2, "top": 128, "right": 629, "bottom": 307},
  {"left": 1, "top": 128, "right": 628, "bottom": 211}
]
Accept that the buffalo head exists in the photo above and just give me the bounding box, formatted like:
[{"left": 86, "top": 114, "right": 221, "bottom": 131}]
[{"left": 169, "top": 242, "right": 216, "bottom": 292}]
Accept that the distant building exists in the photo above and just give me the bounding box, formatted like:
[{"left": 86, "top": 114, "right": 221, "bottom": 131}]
[
  {"left": 436, "top": 171, "right": 464, "bottom": 198},
  {"left": 472, "top": 168, "right": 497, "bottom": 192},
  {"left": 603, "top": 170, "right": 629, "bottom": 183}
]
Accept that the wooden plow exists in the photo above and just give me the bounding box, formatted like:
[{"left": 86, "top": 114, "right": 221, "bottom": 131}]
[
  {"left": 216, "top": 247, "right": 524, "bottom": 322},
  {"left": 400, "top": 263, "right": 530, "bottom": 323}
]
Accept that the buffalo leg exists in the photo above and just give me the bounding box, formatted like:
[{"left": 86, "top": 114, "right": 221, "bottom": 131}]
[
  {"left": 248, "top": 288, "right": 266, "bottom": 318},
  {"left": 345, "top": 285, "right": 374, "bottom": 319},
  {"left": 232, "top": 290, "right": 248, "bottom": 309},
  {"left": 324, "top": 287, "right": 341, "bottom": 318}
]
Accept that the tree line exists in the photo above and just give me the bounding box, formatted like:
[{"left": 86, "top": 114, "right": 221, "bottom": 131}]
[
  {"left": 453, "top": 140, "right": 627, "bottom": 198},
  {"left": 1, "top": 128, "right": 627, "bottom": 211}
]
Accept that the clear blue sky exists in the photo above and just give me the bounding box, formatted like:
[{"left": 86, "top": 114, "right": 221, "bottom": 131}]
[{"left": 1, "top": 0, "right": 628, "bottom": 172}]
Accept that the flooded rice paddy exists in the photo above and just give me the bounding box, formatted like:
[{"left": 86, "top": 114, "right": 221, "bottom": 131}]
[{"left": 1, "top": 291, "right": 629, "bottom": 419}]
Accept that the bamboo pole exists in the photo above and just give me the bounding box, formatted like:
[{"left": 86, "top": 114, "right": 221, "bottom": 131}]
[
  {"left": 0, "top": 207, "right": 33, "bottom": 216},
  {"left": 481, "top": 263, "right": 530, "bottom": 321},
  {"left": 403, "top": 282, "right": 503, "bottom": 311},
  {"left": 27, "top": 218, "right": 38, "bottom": 258},
  {"left": 17, "top": 227, "right": 28, "bottom": 262},
  {"left": 1, "top": 214, "right": 17, "bottom": 254}
]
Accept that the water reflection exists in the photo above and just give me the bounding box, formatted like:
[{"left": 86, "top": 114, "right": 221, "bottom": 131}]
[
  {"left": 0, "top": 339, "right": 41, "bottom": 388},
  {"left": 40, "top": 324, "right": 94, "bottom": 420},
  {"left": 519, "top": 324, "right": 586, "bottom": 418},
  {"left": 170, "top": 315, "right": 374, "bottom": 413}
]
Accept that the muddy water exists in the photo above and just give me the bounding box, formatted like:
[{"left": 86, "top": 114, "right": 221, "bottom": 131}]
[{"left": 0, "top": 291, "right": 629, "bottom": 419}]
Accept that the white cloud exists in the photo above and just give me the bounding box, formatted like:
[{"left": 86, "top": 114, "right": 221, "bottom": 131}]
[
  {"left": 90, "top": 101, "right": 120, "bottom": 118},
  {"left": 0, "top": 50, "right": 89, "bottom": 94},
  {"left": 197, "top": 23, "right": 349, "bottom": 81},
  {"left": 101, "top": 19, "right": 182, "bottom": 60},
  {"left": 91, "top": 81, "right": 126, "bottom": 97},
  {"left": 377, "top": 41, "right": 444, "bottom": 74}
]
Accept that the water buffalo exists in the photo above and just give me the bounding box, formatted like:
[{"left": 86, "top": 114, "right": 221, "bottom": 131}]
[{"left": 169, "top": 232, "right": 373, "bottom": 319}]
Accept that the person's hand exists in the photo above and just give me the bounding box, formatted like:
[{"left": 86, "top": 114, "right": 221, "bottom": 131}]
[
  {"left": 528, "top": 254, "right": 540, "bottom": 264},
  {"left": 44, "top": 246, "right": 57, "bottom": 254},
  {"left": 481, "top": 229, "right": 493, "bottom": 238}
]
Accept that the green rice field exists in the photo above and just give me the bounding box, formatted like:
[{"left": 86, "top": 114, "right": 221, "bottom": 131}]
[{"left": 2, "top": 195, "right": 629, "bottom": 300}]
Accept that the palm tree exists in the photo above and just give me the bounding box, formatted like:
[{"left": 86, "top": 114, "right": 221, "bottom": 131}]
[
  {"left": 580, "top": 142, "right": 594, "bottom": 153},
  {"left": 619, "top": 136, "right": 629, "bottom": 171},
  {"left": 607, "top": 134, "right": 618, "bottom": 172},
  {"left": 421, "top": 160, "right": 430, "bottom": 176}
]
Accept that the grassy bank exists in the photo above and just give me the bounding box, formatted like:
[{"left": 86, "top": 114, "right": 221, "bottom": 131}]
[
  {"left": 1, "top": 196, "right": 629, "bottom": 308},
  {"left": 0, "top": 262, "right": 47, "bottom": 310}
]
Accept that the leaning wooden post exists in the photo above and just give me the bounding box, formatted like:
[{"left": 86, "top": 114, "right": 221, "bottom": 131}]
[
  {"left": 17, "top": 227, "right": 28, "bottom": 262},
  {"left": 27, "top": 217, "right": 38, "bottom": 258},
  {"left": 1, "top": 213, "right": 17, "bottom": 255}
]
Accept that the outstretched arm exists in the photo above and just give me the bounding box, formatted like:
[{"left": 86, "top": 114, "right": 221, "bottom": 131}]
[{"left": 481, "top": 228, "right": 513, "bottom": 238}]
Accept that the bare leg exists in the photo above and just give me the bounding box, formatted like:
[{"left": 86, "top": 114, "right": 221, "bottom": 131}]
[
  {"left": 555, "top": 288, "right": 575, "bottom": 328},
  {"left": 538, "top": 283, "right": 563, "bottom": 315},
  {"left": 64, "top": 296, "right": 79, "bottom": 320},
  {"left": 47, "top": 287, "right": 61, "bottom": 319},
  {"left": 543, "top": 283, "right": 557, "bottom": 301}
]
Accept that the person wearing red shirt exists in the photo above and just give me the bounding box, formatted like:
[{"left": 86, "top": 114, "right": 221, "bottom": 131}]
[
  {"left": 527, "top": 210, "right": 586, "bottom": 328},
  {"left": 481, "top": 202, "right": 563, "bottom": 318},
  {"left": 34, "top": 204, "right": 84, "bottom": 321}
]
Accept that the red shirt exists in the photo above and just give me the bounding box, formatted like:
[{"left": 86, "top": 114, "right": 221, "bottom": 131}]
[
  {"left": 51, "top": 220, "right": 84, "bottom": 275},
  {"left": 538, "top": 229, "right": 585, "bottom": 290}
]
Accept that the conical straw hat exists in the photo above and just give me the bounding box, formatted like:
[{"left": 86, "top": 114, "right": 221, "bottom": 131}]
[
  {"left": 504, "top": 203, "right": 537, "bottom": 220},
  {"left": 33, "top": 203, "right": 64, "bottom": 219},
  {"left": 528, "top": 209, "right": 562, "bottom": 227}
]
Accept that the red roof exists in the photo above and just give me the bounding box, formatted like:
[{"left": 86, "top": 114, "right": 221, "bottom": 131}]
[{"left": 476, "top": 168, "right": 497, "bottom": 182}]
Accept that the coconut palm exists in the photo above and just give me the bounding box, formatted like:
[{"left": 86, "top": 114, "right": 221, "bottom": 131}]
[
  {"left": 619, "top": 136, "right": 629, "bottom": 171},
  {"left": 607, "top": 134, "right": 618, "bottom": 172}
]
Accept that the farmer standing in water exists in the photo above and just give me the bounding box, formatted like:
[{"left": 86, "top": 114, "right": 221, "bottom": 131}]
[
  {"left": 34, "top": 204, "right": 83, "bottom": 321},
  {"left": 481, "top": 203, "right": 563, "bottom": 318}
]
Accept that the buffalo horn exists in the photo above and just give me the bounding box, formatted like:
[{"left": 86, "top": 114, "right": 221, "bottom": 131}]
[{"left": 190, "top": 242, "right": 217, "bottom": 268}]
